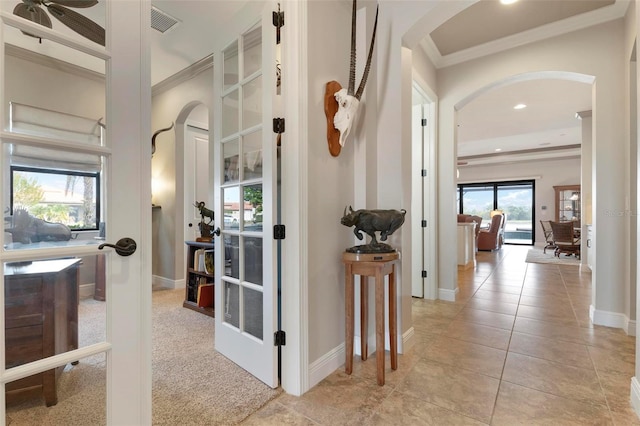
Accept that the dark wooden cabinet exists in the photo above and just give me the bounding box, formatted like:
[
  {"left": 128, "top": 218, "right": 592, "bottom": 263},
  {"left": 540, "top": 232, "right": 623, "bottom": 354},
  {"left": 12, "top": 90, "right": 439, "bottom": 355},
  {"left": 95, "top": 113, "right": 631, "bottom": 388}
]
[
  {"left": 4, "top": 258, "right": 81, "bottom": 406},
  {"left": 184, "top": 241, "right": 214, "bottom": 317}
]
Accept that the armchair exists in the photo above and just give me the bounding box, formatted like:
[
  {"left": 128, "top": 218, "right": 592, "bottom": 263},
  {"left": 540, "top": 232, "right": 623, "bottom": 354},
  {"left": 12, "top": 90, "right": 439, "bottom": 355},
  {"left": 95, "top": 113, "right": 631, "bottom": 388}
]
[
  {"left": 457, "top": 214, "right": 482, "bottom": 239},
  {"left": 477, "top": 214, "right": 504, "bottom": 251},
  {"left": 550, "top": 221, "right": 580, "bottom": 259}
]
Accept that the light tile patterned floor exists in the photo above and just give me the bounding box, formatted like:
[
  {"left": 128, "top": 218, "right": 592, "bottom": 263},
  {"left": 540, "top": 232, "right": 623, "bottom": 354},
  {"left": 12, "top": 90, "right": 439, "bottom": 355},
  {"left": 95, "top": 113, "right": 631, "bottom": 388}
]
[{"left": 242, "top": 245, "right": 639, "bottom": 425}]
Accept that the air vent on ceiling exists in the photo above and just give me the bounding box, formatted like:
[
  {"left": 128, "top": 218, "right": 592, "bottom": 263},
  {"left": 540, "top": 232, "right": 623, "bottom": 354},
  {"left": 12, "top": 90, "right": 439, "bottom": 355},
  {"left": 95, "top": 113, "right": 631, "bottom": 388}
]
[{"left": 151, "top": 6, "right": 180, "bottom": 34}]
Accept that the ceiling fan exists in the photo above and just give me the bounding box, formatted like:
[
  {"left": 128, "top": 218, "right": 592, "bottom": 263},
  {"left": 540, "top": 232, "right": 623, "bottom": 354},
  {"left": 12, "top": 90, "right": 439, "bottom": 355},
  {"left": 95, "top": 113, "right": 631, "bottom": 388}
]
[{"left": 13, "top": 0, "right": 105, "bottom": 46}]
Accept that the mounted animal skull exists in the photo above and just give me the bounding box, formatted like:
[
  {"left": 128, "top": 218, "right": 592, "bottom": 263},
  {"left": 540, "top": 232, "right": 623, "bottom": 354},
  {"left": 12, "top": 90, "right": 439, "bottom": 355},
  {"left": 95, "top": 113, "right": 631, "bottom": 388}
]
[
  {"left": 151, "top": 122, "right": 174, "bottom": 156},
  {"left": 324, "top": 1, "right": 378, "bottom": 157}
]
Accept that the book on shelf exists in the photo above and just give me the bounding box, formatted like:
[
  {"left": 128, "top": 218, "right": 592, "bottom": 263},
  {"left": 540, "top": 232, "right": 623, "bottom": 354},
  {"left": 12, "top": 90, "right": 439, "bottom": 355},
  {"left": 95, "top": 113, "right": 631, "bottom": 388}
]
[
  {"left": 204, "top": 249, "right": 214, "bottom": 275},
  {"left": 197, "top": 282, "right": 214, "bottom": 308}
]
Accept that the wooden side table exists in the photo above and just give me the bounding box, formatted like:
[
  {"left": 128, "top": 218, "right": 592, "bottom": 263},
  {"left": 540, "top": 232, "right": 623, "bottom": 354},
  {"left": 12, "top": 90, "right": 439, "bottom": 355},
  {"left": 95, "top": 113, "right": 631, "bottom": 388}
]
[{"left": 343, "top": 251, "right": 399, "bottom": 385}]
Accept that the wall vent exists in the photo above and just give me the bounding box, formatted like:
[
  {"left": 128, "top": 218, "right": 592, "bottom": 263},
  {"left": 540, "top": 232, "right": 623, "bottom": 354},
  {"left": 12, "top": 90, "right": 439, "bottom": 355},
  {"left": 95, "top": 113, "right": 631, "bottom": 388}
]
[{"left": 151, "top": 6, "right": 180, "bottom": 33}]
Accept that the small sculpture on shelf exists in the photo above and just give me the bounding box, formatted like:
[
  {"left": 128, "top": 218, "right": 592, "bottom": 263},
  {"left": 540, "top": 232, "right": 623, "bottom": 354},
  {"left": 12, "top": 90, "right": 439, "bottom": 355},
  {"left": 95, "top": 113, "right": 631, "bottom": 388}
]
[
  {"left": 340, "top": 205, "right": 406, "bottom": 253},
  {"left": 194, "top": 201, "right": 214, "bottom": 242}
]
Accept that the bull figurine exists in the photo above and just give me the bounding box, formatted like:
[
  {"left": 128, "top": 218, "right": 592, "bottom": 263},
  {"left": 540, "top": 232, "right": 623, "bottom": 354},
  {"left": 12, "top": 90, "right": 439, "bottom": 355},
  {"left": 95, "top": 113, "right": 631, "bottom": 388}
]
[{"left": 341, "top": 205, "right": 406, "bottom": 247}]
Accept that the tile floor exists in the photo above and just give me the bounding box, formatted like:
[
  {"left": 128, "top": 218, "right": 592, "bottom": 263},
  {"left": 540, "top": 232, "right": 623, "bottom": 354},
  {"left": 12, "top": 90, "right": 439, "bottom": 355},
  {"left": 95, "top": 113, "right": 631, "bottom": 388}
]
[{"left": 242, "top": 245, "right": 640, "bottom": 425}]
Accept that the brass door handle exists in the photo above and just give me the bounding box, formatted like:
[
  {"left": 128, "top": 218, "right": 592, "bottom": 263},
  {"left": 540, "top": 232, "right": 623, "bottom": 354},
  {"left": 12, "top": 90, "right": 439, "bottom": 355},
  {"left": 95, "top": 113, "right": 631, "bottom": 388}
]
[{"left": 98, "top": 237, "right": 137, "bottom": 256}]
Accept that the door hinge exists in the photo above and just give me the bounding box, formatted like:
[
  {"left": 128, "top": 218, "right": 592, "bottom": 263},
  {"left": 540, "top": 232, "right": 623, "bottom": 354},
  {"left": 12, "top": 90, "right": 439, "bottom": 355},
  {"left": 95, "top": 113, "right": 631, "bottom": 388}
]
[
  {"left": 273, "top": 118, "right": 285, "bottom": 134},
  {"left": 421, "top": 118, "right": 427, "bottom": 127},
  {"left": 274, "top": 224, "right": 286, "bottom": 240},
  {"left": 421, "top": 169, "right": 427, "bottom": 177},
  {"left": 272, "top": 5, "right": 284, "bottom": 44},
  {"left": 421, "top": 220, "right": 427, "bottom": 228},
  {"left": 274, "top": 330, "right": 286, "bottom": 346},
  {"left": 422, "top": 270, "right": 427, "bottom": 278}
]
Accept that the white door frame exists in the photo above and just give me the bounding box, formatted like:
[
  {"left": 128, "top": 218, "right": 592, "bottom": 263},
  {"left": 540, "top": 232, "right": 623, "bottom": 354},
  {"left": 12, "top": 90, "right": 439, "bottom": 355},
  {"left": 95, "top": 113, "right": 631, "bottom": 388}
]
[{"left": 411, "top": 79, "right": 438, "bottom": 300}]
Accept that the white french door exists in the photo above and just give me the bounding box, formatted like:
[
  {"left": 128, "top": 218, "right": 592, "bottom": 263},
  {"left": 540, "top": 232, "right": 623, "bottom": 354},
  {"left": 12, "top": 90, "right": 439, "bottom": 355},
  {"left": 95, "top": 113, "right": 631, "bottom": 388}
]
[
  {"left": 213, "top": 3, "right": 278, "bottom": 387},
  {"left": 184, "top": 124, "right": 210, "bottom": 242},
  {"left": 0, "top": 1, "right": 151, "bottom": 424}
]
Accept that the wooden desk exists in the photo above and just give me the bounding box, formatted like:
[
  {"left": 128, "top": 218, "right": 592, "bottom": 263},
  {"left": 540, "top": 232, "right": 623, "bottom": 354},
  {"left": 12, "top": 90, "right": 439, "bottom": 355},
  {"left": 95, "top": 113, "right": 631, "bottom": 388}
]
[
  {"left": 343, "top": 251, "right": 399, "bottom": 386},
  {"left": 4, "top": 258, "right": 81, "bottom": 406}
]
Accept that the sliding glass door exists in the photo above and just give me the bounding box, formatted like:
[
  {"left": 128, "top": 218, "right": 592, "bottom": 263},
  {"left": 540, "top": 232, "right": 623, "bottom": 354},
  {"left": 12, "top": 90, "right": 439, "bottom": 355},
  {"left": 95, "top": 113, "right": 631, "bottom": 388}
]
[{"left": 459, "top": 180, "right": 535, "bottom": 245}]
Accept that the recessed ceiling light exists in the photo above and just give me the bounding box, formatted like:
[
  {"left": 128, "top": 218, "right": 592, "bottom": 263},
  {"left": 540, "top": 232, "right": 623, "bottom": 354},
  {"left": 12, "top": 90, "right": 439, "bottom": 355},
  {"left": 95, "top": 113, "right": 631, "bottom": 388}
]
[
  {"left": 513, "top": 103, "right": 527, "bottom": 110},
  {"left": 495, "top": 148, "right": 502, "bottom": 152},
  {"left": 501, "top": 0, "right": 519, "bottom": 4}
]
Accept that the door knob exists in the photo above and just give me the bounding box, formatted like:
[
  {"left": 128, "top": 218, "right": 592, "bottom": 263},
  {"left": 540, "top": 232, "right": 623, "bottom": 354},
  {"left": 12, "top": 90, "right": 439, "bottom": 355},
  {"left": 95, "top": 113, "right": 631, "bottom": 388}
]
[
  {"left": 213, "top": 227, "right": 221, "bottom": 236},
  {"left": 98, "top": 237, "right": 137, "bottom": 256}
]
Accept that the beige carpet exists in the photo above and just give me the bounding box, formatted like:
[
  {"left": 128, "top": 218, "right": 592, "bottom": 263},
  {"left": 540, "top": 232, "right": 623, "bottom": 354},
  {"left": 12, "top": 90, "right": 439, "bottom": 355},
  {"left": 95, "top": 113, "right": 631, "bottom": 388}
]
[
  {"left": 525, "top": 247, "right": 581, "bottom": 266},
  {"left": 7, "top": 288, "right": 281, "bottom": 425}
]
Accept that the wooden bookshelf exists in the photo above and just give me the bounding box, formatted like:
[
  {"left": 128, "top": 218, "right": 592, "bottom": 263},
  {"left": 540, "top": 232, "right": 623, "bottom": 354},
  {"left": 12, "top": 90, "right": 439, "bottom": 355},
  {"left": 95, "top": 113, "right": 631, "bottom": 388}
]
[{"left": 184, "top": 241, "right": 214, "bottom": 317}]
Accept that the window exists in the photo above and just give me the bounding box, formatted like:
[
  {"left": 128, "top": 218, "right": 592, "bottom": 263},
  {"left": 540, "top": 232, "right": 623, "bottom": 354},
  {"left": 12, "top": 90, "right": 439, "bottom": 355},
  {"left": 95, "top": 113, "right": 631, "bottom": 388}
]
[
  {"left": 458, "top": 180, "right": 535, "bottom": 245},
  {"left": 11, "top": 166, "right": 101, "bottom": 231}
]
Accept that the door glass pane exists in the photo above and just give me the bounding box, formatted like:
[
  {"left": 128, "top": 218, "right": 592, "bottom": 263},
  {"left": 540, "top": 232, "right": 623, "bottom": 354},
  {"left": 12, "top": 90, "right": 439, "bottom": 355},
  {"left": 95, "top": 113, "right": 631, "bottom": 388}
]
[
  {"left": 243, "top": 184, "right": 262, "bottom": 231},
  {"left": 243, "top": 287, "right": 263, "bottom": 339},
  {"left": 3, "top": 144, "right": 103, "bottom": 251},
  {"left": 222, "top": 89, "right": 239, "bottom": 138},
  {"left": 243, "top": 131, "right": 262, "bottom": 180},
  {"left": 243, "top": 26, "right": 261, "bottom": 78},
  {"left": 2, "top": 4, "right": 109, "bottom": 419},
  {"left": 223, "top": 139, "right": 240, "bottom": 184},
  {"left": 223, "top": 187, "right": 240, "bottom": 230},
  {"left": 223, "top": 41, "right": 239, "bottom": 91},
  {"left": 223, "top": 282, "right": 239, "bottom": 328},
  {"left": 244, "top": 237, "right": 263, "bottom": 286},
  {"left": 497, "top": 183, "right": 533, "bottom": 245},
  {"left": 224, "top": 235, "right": 239, "bottom": 279},
  {"left": 242, "top": 76, "right": 262, "bottom": 130},
  {"left": 6, "top": 352, "right": 106, "bottom": 422}
]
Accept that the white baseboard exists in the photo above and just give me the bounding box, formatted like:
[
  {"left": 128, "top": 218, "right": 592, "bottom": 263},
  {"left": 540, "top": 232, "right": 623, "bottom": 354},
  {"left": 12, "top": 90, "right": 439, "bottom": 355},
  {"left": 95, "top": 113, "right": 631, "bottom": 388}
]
[
  {"left": 308, "top": 343, "right": 345, "bottom": 389},
  {"left": 153, "top": 275, "right": 182, "bottom": 289},
  {"left": 590, "top": 305, "right": 633, "bottom": 333},
  {"left": 309, "top": 327, "right": 415, "bottom": 390},
  {"left": 439, "top": 287, "right": 458, "bottom": 302},
  {"left": 79, "top": 283, "right": 95, "bottom": 299},
  {"left": 631, "top": 377, "right": 640, "bottom": 418}
]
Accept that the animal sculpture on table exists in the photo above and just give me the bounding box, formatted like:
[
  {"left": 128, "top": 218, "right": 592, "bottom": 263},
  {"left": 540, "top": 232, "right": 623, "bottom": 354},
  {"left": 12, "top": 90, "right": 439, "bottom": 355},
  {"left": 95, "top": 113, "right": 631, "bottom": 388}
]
[
  {"left": 340, "top": 205, "right": 406, "bottom": 253},
  {"left": 5, "top": 207, "right": 72, "bottom": 244},
  {"left": 194, "top": 201, "right": 215, "bottom": 240}
]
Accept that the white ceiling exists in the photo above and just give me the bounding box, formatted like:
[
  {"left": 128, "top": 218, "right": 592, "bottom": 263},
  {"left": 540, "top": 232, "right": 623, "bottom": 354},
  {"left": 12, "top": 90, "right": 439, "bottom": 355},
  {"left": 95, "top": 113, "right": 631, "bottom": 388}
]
[
  {"left": 421, "top": 0, "right": 629, "bottom": 165},
  {"left": 2, "top": 0, "right": 630, "bottom": 165}
]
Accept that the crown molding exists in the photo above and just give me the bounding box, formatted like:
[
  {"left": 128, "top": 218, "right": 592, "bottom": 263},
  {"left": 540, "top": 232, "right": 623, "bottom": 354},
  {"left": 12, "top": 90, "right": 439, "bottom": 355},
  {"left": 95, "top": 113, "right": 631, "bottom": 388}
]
[
  {"left": 423, "top": 0, "right": 629, "bottom": 69},
  {"left": 152, "top": 54, "right": 213, "bottom": 97}
]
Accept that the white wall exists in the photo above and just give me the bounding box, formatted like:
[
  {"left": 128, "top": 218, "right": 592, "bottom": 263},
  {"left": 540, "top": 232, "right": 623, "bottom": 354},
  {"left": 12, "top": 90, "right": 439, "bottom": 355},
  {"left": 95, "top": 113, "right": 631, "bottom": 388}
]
[
  {"left": 306, "top": 0, "right": 355, "bottom": 365},
  {"left": 151, "top": 69, "right": 213, "bottom": 284},
  {"left": 458, "top": 157, "right": 581, "bottom": 244}
]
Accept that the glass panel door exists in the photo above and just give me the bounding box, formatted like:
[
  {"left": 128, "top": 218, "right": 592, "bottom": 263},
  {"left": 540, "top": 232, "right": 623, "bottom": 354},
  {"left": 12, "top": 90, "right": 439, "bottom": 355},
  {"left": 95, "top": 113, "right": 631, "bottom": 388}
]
[
  {"left": 214, "top": 6, "right": 277, "bottom": 388},
  {"left": 1, "top": 9, "right": 109, "bottom": 421},
  {"left": 497, "top": 182, "right": 534, "bottom": 245},
  {"left": 458, "top": 180, "right": 535, "bottom": 245},
  {"left": 1, "top": 0, "right": 151, "bottom": 422}
]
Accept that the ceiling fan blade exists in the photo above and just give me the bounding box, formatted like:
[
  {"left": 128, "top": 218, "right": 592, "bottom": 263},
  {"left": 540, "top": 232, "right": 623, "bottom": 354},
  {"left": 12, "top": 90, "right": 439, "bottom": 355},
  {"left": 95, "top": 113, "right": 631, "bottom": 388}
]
[
  {"left": 13, "top": 3, "right": 53, "bottom": 28},
  {"left": 46, "top": 3, "right": 105, "bottom": 46},
  {"left": 47, "top": 0, "right": 99, "bottom": 8},
  {"left": 13, "top": 3, "right": 52, "bottom": 41}
]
